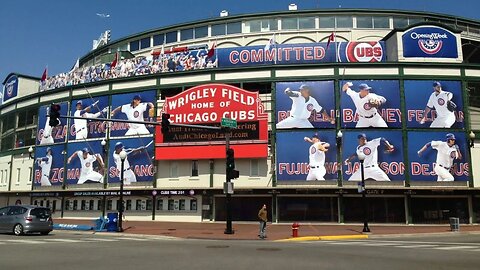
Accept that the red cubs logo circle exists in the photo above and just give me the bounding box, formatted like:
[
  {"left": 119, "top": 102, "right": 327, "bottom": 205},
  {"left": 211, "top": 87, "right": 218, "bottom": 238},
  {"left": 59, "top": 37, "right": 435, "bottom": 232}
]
[
  {"left": 362, "top": 147, "right": 372, "bottom": 155},
  {"left": 450, "top": 151, "right": 457, "bottom": 159},
  {"left": 86, "top": 162, "right": 91, "bottom": 167},
  {"left": 306, "top": 104, "right": 314, "bottom": 112},
  {"left": 345, "top": 42, "right": 383, "bottom": 63},
  {"left": 418, "top": 39, "right": 443, "bottom": 55},
  {"left": 363, "top": 103, "right": 372, "bottom": 110},
  {"left": 438, "top": 98, "right": 445, "bottom": 106},
  {"left": 134, "top": 111, "right": 140, "bottom": 118},
  {"left": 310, "top": 146, "right": 317, "bottom": 154}
]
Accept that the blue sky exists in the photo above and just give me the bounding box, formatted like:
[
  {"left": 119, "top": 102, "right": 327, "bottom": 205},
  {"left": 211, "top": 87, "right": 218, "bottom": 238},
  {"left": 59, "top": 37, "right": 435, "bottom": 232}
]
[{"left": 1, "top": 0, "right": 479, "bottom": 83}]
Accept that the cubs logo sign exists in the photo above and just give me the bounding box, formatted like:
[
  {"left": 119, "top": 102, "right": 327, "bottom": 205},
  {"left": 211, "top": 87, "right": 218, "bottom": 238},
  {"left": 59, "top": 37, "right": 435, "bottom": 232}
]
[
  {"left": 344, "top": 42, "right": 383, "bottom": 63},
  {"left": 306, "top": 103, "right": 314, "bottom": 112},
  {"left": 438, "top": 98, "right": 445, "bottom": 106},
  {"left": 363, "top": 103, "right": 373, "bottom": 110},
  {"left": 402, "top": 26, "right": 458, "bottom": 58},
  {"left": 362, "top": 147, "right": 372, "bottom": 155}
]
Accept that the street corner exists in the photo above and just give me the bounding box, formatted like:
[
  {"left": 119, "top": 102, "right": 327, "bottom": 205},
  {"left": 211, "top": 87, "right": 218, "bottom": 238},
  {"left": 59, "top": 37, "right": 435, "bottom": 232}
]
[{"left": 275, "top": 234, "right": 369, "bottom": 242}]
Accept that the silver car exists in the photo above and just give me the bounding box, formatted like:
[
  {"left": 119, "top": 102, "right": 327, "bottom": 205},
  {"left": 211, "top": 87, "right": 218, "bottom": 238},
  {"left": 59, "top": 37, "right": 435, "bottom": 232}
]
[{"left": 0, "top": 205, "right": 53, "bottom": 236}]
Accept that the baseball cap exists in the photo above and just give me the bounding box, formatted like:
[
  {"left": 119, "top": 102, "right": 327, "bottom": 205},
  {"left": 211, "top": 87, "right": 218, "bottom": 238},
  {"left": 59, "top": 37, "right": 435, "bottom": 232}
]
[
  {"left": 46, "top": 147, "right": 52, "bottom": 153},
  {"left": 299, "top": 84, "right": 310, "bottom": 91},
  {"left": 82, "top": 147, "right": 89, "bottom": 153},
  {"left": 76, "top": 100, "right": 83, "bottom": 105},
  {"left": 446, "top": 133, "right": 456, "bottom": 141},
  {"left": 433, "top": 81, "right": 442, "bottom": 87},
  {"left": 357, "top": 133, "right": 367, "bottom": 139},
  {"left": 115, "top": 142, "right": 124, "bottom": 150},
  {"left": 133, "top": 95, "right": 142, "bottom": 101},
  {"left": 312, "top": 133, "right": 319, "bottom": 139},
  {"left": 358, "top": 84, "right": 372, "bottom": 91}
]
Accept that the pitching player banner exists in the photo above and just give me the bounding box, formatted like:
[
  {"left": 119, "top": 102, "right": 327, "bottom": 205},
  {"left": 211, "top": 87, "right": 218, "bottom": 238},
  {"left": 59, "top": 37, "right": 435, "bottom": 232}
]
[
  {"left": 108, "top": 137, "right": 155, "bottom": 183},
  {"left": 36, "top": 102, "right": 69, "bottom": 145},
  {"left": 110, "top": 90, "right": 156, "bottom": 137},
  {"left": 276, "top": 81, "right": 335, "bottom": 129},
  {"left": 404, "top": 80, "right": 464, "bottom": 129},
  {"left": 3, "top": 74, "right": 18, "bottom": 103},
  {"left": 342, "top": 130, "right": 404, "bottom": 181},
  {"left": 217, "top": 41, "right": 385, "bottom": 68},
  {"left": 68, "top": 96, "right": 109, "bottom": 140},
  {"left": 276, "top": 130, "right": 338, "bottom": 181},
  {"left": 33, "top": 144, "right": 65, "bottom": 187},
  {"left": 66, "top": 140, "right": 105, "bottom": 185},
  {"left": 402, "top": 26, "right": 458, "bottom": 58},
  {"left": 407, "top": 131, "right": 469, "bottom": 182},
  {"left": 340, "top": 80, "right": 401, "bottom": 128}
]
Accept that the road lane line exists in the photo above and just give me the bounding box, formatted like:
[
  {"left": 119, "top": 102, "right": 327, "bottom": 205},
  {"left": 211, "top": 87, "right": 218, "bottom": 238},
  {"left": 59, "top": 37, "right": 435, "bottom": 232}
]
[{"left": 434, "top": 246, "right": 479, "bottom": 250}]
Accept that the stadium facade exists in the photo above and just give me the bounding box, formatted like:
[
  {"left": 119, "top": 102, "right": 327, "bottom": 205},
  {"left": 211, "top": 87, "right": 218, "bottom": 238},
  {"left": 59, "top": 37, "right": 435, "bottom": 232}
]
[{"left": 2, "top": 8, "right": 480, "bottom": 224}]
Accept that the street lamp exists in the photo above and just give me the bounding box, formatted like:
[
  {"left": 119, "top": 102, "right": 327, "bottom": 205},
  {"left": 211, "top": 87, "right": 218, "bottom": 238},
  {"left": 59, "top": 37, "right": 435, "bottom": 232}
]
[
  {"left": 469, "top": 131, "right": 475, "bottom": 148},
  {"left": 357, "top": 151, "right": 370, "bottom": 233},
  {"left": 118, "top": 150, "right": 127, "bottom": 232},
  {"left": 28, "top": 146, "right": 34, "bottom": 159},
  {"left": 336, "top": 130, "right": 343, "bottom": 147}
]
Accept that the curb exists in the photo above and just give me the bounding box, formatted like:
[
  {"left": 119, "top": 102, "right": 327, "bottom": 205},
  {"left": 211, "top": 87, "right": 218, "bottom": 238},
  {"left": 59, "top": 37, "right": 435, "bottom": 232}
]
[{"left": 275, "top": 234, "right": 369, "bottom": 242}]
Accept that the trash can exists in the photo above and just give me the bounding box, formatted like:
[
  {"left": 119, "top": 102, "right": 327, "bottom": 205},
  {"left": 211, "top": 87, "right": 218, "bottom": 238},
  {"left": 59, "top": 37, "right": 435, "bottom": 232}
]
[
  {"left": 106, "top": 213, "right": 118, "bottom": 232},
  {"left": 449, "top": 217, "right": 460, "bottom": 232}
]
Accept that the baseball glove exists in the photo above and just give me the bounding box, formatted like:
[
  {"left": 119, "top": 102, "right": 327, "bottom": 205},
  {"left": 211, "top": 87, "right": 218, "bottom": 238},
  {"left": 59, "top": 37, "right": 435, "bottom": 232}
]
[
  {"left": 368, "top": 98, "right": 381, "bottom": 108},
  {"left": 149, "top": 107, "right": 155, "bottom": 117},
  {"left": 447, "top": 100, "right": 457, "bottom": 112}
]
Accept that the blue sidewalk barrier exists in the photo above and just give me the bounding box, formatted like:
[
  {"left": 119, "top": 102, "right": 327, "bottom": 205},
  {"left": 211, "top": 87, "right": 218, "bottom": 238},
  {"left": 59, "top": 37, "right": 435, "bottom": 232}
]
[{"left": 53, "top": 224, "right": 94, "bottom": 231}]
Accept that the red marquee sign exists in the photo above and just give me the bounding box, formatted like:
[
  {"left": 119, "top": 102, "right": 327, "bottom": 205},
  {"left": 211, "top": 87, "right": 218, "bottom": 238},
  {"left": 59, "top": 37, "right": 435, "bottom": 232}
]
[{"left": 155, "top": 84, "right": 268, "bottom": 160}]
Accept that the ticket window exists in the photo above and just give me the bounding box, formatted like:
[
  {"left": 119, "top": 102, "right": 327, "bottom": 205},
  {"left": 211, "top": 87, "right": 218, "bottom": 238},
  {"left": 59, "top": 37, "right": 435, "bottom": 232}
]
[
  {"left": 157, "top": 199, "right": 164, "bottom": 211},
  {"left": 179, "top": 199, "right": 186, "bottom": 211},
  {"left": 168, "top": 199, "right": 174, "bottom": 211},
  {"left": 190, "top": 200, "right": 197, "bottom": 211}
]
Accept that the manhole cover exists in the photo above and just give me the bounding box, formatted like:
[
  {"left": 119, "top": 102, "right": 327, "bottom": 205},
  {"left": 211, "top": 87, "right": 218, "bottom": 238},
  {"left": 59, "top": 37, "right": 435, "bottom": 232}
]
[
  {"left": 206, "top": 245, "right": 230, "bottom": 249},
  {"left": 256, "top": 248, "right": 281, "bottom": 252},
  {"left": 167, "top": 228, "right": 177, "bottom": 231}
]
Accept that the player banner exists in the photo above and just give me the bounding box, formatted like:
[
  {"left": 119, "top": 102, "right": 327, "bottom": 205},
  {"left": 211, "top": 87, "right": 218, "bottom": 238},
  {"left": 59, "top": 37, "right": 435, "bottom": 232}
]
[
  {"left": 110, "top": 90, "right": 156, "bottom": 138},
  {"left": 36, "top": 102, "right": 69, "bottom": 145},
  {"left": 65, "top": 140, "right": 105, "bottom": 185},
  {"left": 404, "top": 80, "right": 464, "bottom": 129},
  {"left": 217, "top": 41, "right": 385, "bottom": 67},
  {"left": 340, "top": 80, "right": 401, "bottom": 128},
  {"left": 342, "top": 130, "right": 404, "bottom": 181},
  {"left": 408, "top": 131, "right": 469, "bottom": 182},
  {"left": 276, "top": 81, "right": 335, "bottom": 129},
  {"left": 107, "top": 137, "right": 154, "bottom": 183},
  {"left": 69, "top": 96, "right": 109, "bottom": 140},
  {"left": 276, "top": 130, "right": 338, "bottom": 181},
  {"left": 33, "top": 144, "right": 65, "bottom": 187}
]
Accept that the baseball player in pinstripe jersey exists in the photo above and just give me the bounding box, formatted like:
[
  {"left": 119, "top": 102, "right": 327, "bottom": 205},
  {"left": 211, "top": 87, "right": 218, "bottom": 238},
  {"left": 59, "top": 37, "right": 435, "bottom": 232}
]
[
  {"left": 36, "top": 147, "right": 53, "bottom": 186},
  {"left": 67, "top": 148, "right": 104, "bottom": 184},
  {"left": 417, "top": 133, "right": 462, "bottom": 181},
  {"left": 345, "top": 133, "right": 394, "bottom": 181},
  {"left": 419, "top": 82, "right": 456, "bottom": 128},
  {"left": 342, "top": 82, "right": 388, "bottom": 128},
  {"left": 304, "top": 133, "right": 330, "bottom": 181},
  {"left": 73, "top": 100, "right": 109, "bottom": 140}
]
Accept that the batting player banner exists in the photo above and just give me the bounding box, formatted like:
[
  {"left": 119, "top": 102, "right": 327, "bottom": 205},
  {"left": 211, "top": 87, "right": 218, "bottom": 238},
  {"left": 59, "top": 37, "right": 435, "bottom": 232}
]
[
  {"left": 404, "top": 80, "right": 464, "bottom": 129},
  {"left": 276, "top": 130, "right": 338, "bottom": 181},
  {"left": 3, "top": 74, "right": 18, "bottom": 103},
  {"left": 276, "top": 81, "right": 335, "bottom": 129},
  {"left": 408, "top": 131, "right": 469, "bottom": 182},
  {"left": 110, "top": 90, "right": 156, "bottom": 138},
  {"left": 217, "top": 41, "right": 385, "bottom": 67},
  {"left": 342, "top": 130, "right": 404, "bottom": 181},
  {"left": 155, "top": 83, "right": 268, "bottom": 160},
  {"left": 402, "top": 26, "right": 458, "bottom": 58},
  {"left": 66, "top": 141, "right": 105, "bottom": 185},
  {"left": 340, "top": 80, "right": 401, "bottom": 128},
  {"left": 36, "top": 102, "right": 69, "bottom": 145},
  {"left": 69, "top": 96, "right": 109, "bottom": 140},
  {"left": 33, "top": 144, "right": 65, "bottom": 187},
  {"left": 108, "top": 137, "right": 155, "bottom": 183}
]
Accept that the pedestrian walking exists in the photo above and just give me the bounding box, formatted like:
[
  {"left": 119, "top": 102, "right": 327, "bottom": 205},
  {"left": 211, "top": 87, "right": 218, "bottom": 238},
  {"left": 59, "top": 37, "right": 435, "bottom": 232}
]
[{"left": 258, "top": 204, "right": 268, "bottom": 239}]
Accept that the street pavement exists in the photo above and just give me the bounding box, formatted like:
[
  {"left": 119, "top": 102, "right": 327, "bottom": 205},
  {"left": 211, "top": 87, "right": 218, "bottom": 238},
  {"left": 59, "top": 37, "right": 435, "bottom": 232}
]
[{"left": 54, "top": 218, "right": 480, "bottom": 240}]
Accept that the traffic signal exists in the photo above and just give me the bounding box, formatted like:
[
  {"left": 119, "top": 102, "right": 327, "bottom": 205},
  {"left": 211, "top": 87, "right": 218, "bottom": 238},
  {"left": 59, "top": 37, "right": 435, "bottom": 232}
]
[
  {"left": 226, "top": 148, "right": 239, "bottom": 180},
  {"left": 49, "top": 104, "right": 61, "bottom": 127},
  {"left": 161, "top": 113, "right": 170, "bottom": 133}
]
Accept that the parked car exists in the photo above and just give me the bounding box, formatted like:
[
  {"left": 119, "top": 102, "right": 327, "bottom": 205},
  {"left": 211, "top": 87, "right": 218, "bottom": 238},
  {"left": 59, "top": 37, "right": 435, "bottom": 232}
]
[{"left": 0, "top": 205, "right": 53, "bottom": 235}]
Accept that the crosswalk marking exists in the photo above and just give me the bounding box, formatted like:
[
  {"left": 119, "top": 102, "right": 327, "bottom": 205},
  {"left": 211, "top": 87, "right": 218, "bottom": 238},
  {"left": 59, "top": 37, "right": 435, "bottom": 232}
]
[
  {"left": 395, "top": 244, "right": 439, "bottom": 248},
  {"left": 318, "top": 240, "right": 480, "bottom": 252},
  {"left": 81, "top": 238, "right": 119, "bottom": 242},
  {"left": 0, "top": 235, "right": 178, "bottom": 245},
  {"left": 44, "top": 239, "right": 85, "bottom": 243},
  {"left": 3, "top": 239, "right": 44, "bottom": 244},
  {"left": 116, "top": 237, "right": 150, "bottom": 241},
  {"left": 434, "top": 246, "right": 479, "bottom": 250}
]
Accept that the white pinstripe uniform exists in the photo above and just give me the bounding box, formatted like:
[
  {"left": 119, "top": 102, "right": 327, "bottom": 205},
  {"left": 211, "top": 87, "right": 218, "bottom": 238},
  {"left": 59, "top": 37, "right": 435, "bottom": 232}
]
[
  {"left": 121, "top": 103, "right": 150, "bottom": 135},
  {"left": 431, "top": 141, "right": 458, "bottom": 181},
  {"left": 306, "top": 141, "right": 328, "bottom": 181},
  {"left": 74, "top": 110, "right": 103, "bottom": 140},
  {"left": 38, "top": 154, "right": 52, "bottom": 186},
  {"left": 426, "top": 91, "right": 456, "bottom": 128},
  {"left": 76, "top": 151, "right": 104, "bottom": 184},
  {"left": 345, "top": 88, "right": 388, "bottom": 128},
  {"left": 40, "top": 119, "right": 54, "bottom": 145},
  {"left": 348, "top": 138, "right": 390, "bottom": 181},
  {"left": 113, "top": 152, "right": 137, "bottom": 184},
  {"left": 276, "top": 91, "right": 323, "bottom": 129}
]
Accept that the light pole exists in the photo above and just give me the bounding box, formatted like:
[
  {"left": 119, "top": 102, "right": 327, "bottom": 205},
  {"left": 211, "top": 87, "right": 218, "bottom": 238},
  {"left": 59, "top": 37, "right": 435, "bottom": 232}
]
[
  {"left": 469, "top": 131, "right": 475, "bottom": 148},
  {"left": 357, "top": 151, "right": 370, "bottom": 233},
  {"left": 118, "top": 150, "right": 127, "bottom": 232},
  {"left": 28, "top": 146, "right": 34, "bottom": 159}
]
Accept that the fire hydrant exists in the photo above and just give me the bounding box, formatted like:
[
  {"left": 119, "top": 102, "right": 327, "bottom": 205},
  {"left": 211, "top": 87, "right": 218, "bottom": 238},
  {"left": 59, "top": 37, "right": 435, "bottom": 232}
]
[{"left": 292, "top": 222, "right": 300, "bottom": 237}]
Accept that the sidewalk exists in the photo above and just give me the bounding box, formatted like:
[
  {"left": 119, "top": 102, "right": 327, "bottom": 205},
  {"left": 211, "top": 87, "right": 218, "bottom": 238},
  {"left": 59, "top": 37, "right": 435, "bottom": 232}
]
[{"left": 54, "top": 218, "right": 480, "bottom": 241}]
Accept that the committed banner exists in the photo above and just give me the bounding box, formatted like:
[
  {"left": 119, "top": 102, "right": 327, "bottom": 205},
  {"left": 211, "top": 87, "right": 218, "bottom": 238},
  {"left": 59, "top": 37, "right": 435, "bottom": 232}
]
[
  {"left": 342, "top": 130, "right": 404, "bottom": 181},
  {"left": 402, "top": 26, "right": 458, "bottom": 58},
  {"left": 108, "top": 137, "right": 154, "bottom": 184},
  {"left": 276, "top": 81, "right": 335, "bottom": 129},
  {"left": 156, "top": 83, "right": 268, "bottom": 159},
  {"left": 66, "top": 140, "right": 105, "bottom": 185},
  {"left": 36, "top": 102, "right": 69, "bottom": 145},
  {"left": 276, "top": 130, "right": 337, "bottom": 181},
  {"left": 408, "top": 131, "right": 469, "bottom": 182},
  {"left": 110, "top": 90, "right": 156, "bottom": 137},
  {"left": 3, "top": 74, "right": 18, "bottom": 103},
  {"left": 340, "top": 80, "right": 401, "bottom": 128},
  {"left": 404, "top": 80, "right": 464, "bottom": 129},
  {"left": 33, "top": 145, "right": 65, "bottom": 187},
  {"left": 69, "top": 96, "right": 109, "bottom": 140},
  {"left": 217, "top": 41, "right": 385, "bottom": 68}
]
